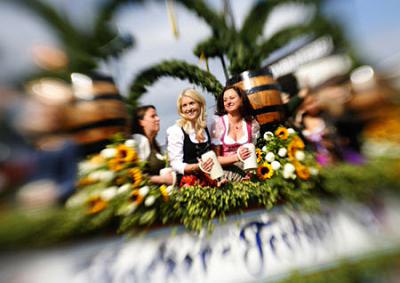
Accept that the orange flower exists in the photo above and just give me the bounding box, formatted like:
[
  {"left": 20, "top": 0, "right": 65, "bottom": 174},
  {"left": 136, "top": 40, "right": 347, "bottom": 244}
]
[
  {"left": 115, "top": 144, "right": 138, "bottom": 163},
  {"left": 87, "top": 197, "right": 107, "bottom": 215},
  {"left": 129, "top": 189, "right": 144, "bottom": 206},
  {"left": 288, "top": 136, "right": 305, "bottom": 161},
  {"left": 275, "top": 127, "right": 289, "bottom": 140},
  {"left": 257, "top": 163, "right": 274, "bottom": 180},
  {"left": 295, "top": 164, "right": 311, "bottom": 180},
  {"left": 129, "top": 168, "right": 143, "bottom": 188},
  {"left": 292, "top": 136, "right": 305, "bottom": 149},
  {"left": 256, "top": 148, "right": 263, "bottom": 163},
  {"left": 288, "top": 142, "right": 296, "bottom": 161}
]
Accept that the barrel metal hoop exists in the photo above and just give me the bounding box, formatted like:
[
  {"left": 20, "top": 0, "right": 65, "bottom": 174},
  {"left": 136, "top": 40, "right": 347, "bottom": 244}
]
[
  {"left": 66, "top": 118, "right": 127, "bottom": 133},
  {"left": 252, "top": 104, "right": 285, "bottom": 115},
  {"left": 246, "top": 84, "right": 281, "bottom": 95}
]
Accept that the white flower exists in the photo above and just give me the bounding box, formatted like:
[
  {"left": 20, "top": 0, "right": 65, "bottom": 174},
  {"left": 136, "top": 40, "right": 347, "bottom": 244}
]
[
  {"left": 100, "top": 171, "right": 115, "bottom": 182},
  {"left": 118, "top": 184, "right": 131, "bottom": 194},
  {"left": 295, "top": 150, "right": 305, "bottom": 161},
  {"left": 100, "top": 187, "right": 118, "bottom": 201},
  {"left": 166, "top": 185, "right": 174, "bottom": 194},
  {"left": 100, "top": 148, "right": 117, "bottom": 159},
  {"left": 78, "top": 161, "right": 100, "bottom": 174},
  {"left": 65, "top": 193, "right": 88, "bottom": 208},
  {"left": 263, "top": 131, "right": 274, "bottom": 141},
  {"left": 118, "top": 203, "right": 137, "bottom": 216},
  {"left": 309, "top": 167, "right": 319, "bottom": 176},
  {"left": 271, "top": 161, "right": 281, "bottom": 170},
  {"left": 144, "top": 195, "right": 156, "bottom": 207},
  {"left": 283, "top": 170, "right": 296, "bottom": 179},
  {"left": 124, "top": 139, "right": 137, "bottom": 148},
  {"left": 278, "top": 148, "right": 287, "bottom": 157},
  {"left": 139, "top": 186, "right": 150, "bottom": 197},
  {"left": 284, "top": 163, "right": 295, "bottom": 173},
  {"left": 262, "top": 146, "right": 268, "bottom": 152},
  {"left": 288, "top": 128, "right": 296, "bottom": 135},
  {"left": 89, "top": 170, "right": 114, "bottom": 181},
  {"left": 265, "top": 152, "right": 275, "bottom": 162},
  {"left": 156, "top": 153, "right": 166, "bottom": 161}
]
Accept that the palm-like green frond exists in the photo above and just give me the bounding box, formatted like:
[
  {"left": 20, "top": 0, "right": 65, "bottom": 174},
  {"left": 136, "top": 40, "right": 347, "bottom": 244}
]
[
  {"left": 128, "top": 60, "right": 223, "bottom": 109},
  {"left": 13, "top": 0, "right": 84, "bottom": 49},
  {"left": 240, "top": 0, "right": 321, "bottom": 43},
  {"left": 193, "top": 36, "right": 228, "bottom": 59},
  {"left": 175, "top": 0, "right": 228, "bottom": 36}
]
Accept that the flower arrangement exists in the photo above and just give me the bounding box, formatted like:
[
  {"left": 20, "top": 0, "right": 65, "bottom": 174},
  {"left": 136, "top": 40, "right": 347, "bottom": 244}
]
[
  {"left": 67, "top": 138, "right": 174, "bottom": 228},
  {"left": 255, "top": 126, "right": 320, "bottom": 188}
]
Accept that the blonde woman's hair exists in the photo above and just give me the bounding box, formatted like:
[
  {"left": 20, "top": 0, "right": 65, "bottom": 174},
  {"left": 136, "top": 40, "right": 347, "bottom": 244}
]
[{"left": 176, "top": 88, "right": 207, "bottom": 141}]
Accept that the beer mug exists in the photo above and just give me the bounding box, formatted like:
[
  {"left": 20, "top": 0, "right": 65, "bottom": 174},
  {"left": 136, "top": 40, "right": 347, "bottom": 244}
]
[
  {"left": 237, "top": 143, "right": 258, "bottom": 171},
  {"left": 198, "top": 150, "right": 224, "bottom": 180}
]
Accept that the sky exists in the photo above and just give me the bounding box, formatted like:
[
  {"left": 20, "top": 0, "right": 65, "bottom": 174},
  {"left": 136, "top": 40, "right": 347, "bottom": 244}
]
[{"left": 1, "top": 0, "right": 400, "bottom": 143}]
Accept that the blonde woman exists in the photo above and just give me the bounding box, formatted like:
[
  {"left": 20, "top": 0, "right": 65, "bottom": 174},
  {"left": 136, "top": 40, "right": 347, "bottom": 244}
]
[{"left": 166, "top": 88, "right": 214, "bottom": 187}]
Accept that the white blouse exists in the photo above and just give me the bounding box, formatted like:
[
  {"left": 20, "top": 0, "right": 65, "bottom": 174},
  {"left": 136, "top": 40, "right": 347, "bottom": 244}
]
[
  {"left": 166, "top": 124, "right": 209, "bottom": 175},
  {"left": 132, "top": 134, "right": 150, "bottom": 161},
  {"left": 210, "top": 115, "right": 260, "bottom": 146}
]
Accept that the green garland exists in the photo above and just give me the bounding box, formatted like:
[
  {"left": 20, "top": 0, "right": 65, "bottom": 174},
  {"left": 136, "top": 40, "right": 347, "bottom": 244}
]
[
  {"left": 1, "top": 158, "right": 399, "bottom": 250},
  {"left": 127, "top": 60, "right": 224, "bottom": 110}
]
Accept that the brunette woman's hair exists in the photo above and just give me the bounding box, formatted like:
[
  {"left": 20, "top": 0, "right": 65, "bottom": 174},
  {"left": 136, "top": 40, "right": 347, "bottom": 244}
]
[{"left": 216, "top": 85, "right": 253, "bottom": 121}]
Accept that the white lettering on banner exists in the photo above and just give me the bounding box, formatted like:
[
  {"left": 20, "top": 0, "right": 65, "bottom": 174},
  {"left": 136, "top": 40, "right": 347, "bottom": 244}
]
[{"left": 70, "top": 199, "right": 400, "bottom": 283}]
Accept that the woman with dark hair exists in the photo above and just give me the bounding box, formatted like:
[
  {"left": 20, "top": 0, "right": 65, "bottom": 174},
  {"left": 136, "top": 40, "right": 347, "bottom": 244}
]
[
  {"left": 132, "top": 105, "right": 174, "bottom": 185},
  {"left": 211, "top": 86, "right": 260, "bottom": 179}
]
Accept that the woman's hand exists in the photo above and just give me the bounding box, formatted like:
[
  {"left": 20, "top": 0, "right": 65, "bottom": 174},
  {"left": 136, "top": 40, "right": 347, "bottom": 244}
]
[
  {"left": 198, "top": 157, "right": 214, "bottom": 174},
  {"left": 238, "top": 146, "right": 251, "bottom": 161}
]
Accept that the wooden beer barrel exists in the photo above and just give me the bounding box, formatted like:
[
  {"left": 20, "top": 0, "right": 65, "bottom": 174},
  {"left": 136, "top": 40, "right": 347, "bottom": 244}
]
[
  {"left": 226, "top": 67, "right": 285, "bottom": 127},
  {"left": 64, "top": 73, "right": 130, "bottom": 154}
]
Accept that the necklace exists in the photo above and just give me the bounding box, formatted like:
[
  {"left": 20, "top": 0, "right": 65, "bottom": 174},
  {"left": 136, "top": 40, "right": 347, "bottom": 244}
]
[{"left": 231, "top": 122, "right": 242, "bottom": 131}]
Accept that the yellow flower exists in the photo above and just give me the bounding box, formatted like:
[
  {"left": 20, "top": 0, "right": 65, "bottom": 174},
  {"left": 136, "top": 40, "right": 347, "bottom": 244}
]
[
  {"left": 275, "top": 127, "right": 289, "bottom": 140},
  {"left": 288, "top": 136, "right": 305, "bottom": 161},
  {"left": 129, "top": 189, "right": 144, "bottom": 206},
  {"left": 77, "top": 176, "right": 97, "bottom": 187},
  {"left": 160, "top": 185, "right": 169, "bottom": 202},
  {"left": 86, "top": 196, "right": 107, "bottom": 215},
  {"left": 257, "top": 163, "right": 274, "bottom": 180},
  {"left": 108, "top": 159, "right": 125, "bottom": 171},
  {"left": 115, "top": 144, "right": 138, "bottom": 163},
  {"left": 89, "top": 154, "right": 105, "bottom": 164},
  {"left": 129, "top": 167, "right": 143, "bottom": 188},
  {"left": 295, "top": 164, "right": 311, "bottom": 180},
  {"left": 256, "top": 148, "right": 263, "bottom": 163}
]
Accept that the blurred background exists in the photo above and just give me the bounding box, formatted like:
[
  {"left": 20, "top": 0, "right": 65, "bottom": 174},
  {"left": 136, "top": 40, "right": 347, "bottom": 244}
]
[
  {"left": 0, "top": 1, "right": 400, "bottom": 282},
  {"left": 0, "top": 0, "right": 399, "bottom": 230}
]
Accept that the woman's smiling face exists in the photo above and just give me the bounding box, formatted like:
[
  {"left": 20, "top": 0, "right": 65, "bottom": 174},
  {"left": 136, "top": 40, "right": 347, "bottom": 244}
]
[
  {"left": 181, "top": 95, "right": 200, "bottom": 121},
  {"left": 223, "top": 88, "right": 243, "bottom": 114}
]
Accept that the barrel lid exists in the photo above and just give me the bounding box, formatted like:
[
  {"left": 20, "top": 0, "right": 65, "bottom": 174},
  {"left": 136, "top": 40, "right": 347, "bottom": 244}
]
[{"left": 226, "top": 66, "right": 273, "bottom": 86}]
